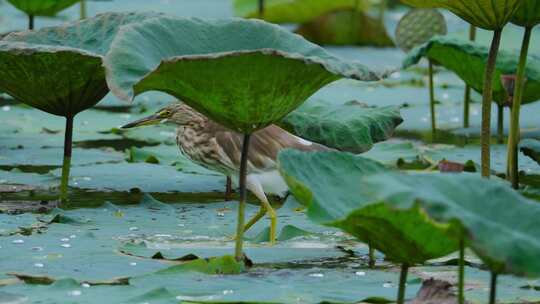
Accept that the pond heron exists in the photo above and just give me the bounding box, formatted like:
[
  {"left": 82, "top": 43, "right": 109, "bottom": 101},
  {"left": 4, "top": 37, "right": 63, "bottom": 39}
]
[{"left": 122, "top": 102, "right": 330, "bottom": 244}]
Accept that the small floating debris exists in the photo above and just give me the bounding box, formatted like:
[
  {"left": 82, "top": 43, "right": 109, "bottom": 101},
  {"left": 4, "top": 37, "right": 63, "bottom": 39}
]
[
  {"left": 355, "top": 271, "right": 366, "bottom": 276},
  {"left": 61, "top": 238, "right": 70, "bottom": 242},
  {"left": 129, "top": 262, "right": 137, "bottom": 266},
  {"left": 383, "top": 282, "right": 393, "bottom": 288},
  {"left": 68, "top": 290, "right": 82, "bottom": 297},
  {"left": 34, "top": 263, "right": 44, "bottom": 268},
  {"left": 61, "top": 244, "right": 71, "bottom": 248},
  {"left": 309, "top": 273, "right": 324, "bottom": 278},
  {"left": 12, "top": 239, "right": 24, "bottom": 244}
]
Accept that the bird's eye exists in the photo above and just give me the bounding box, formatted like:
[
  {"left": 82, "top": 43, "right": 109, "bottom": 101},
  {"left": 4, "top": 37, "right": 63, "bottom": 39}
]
[{"left": 159, "top": 110, "right": 171, "bottom": 117}]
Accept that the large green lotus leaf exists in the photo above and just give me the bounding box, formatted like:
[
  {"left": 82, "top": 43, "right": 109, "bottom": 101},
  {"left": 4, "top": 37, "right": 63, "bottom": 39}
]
[
  {"left": 0, "top": 12, "right": 160, "bottom": 117},
  {"left": 511, "top": 0, "right": 540, "bottom": 27},
  {"left": 362, "top": 172, "right": 540, "bottom": 277},
  {"left": 233, "top": 0, "right": 368, "bottom": 24},
  {"left": 278, "top": 150, "right": 458, "bottom": 264},
  {"left": 520, "top": 138, "right": 540, "bottom": 166},
  {"left": 295, "top": 10, "right": 394, "bottom": 47},
  {"left": 399, "top": 0, "right": 522, "bottom": 30},
  {"left": 6, "top": 0, "right": 79, "bottom": 17},
  {"left": 0, "top": 42, "right": 107, "bottom": 116},
  {"left": 280, "top": 99, "right": 403, "bottom": 153},
  {"left": 104, "top": 16, "right": 380, "bottom": 133},
  {"left": 4, "top": 11, "right": 161, "bottom": 55},
  {"left": 403, "top": 36, "right": 540, "bottom": 105}
]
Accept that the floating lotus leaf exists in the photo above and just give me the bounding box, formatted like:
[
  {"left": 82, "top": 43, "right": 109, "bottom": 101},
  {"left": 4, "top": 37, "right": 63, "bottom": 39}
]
[
  {"left": 233, "top": 0, "right": 368, "bottom": 24},
  {"left": 511, "top": 0, "right": 540, "bottom": 27},
  {"left": 7, "top": 0, "right": 80, "bottom": 17},
  {"left": 395, "top": 8, "right": 447, "bottom": 52},
  {"left": 280, "top": 100, "right": 403, "bottom": 153},
  {"left": 295, "top": 10, "right": 394, "bottom": 47},
  {"left": 104, "top": 16, "right": 380, "bottom": 133},
  {"left": 520, "top": 138, "right": 540, "bottom": 166},
  {"left": 399, "top": 0, "right": 522, "bottom": 30},
  {"left": 362, "top": 172, "right": 540, "bottom": 277},
  {"left": 403, "top": 36, "right": 540, "bottom": 105},
  {"left": 0, "top": 12, "right": 160, "bottom": 116},
  {"left": 278, "top": 150, "right": 458, "bottom": 264}
]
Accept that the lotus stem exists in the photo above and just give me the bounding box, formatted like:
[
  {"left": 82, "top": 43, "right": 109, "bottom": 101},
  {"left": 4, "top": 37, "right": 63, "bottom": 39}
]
[
  {"left": 258, "top": 0, "right": 264, "bottom": 17},
  {"left": 489, "top": 272, "right": 498, "bottom": 304},
  {"left": 497, "top": 103, "right": 504, "bottom": 144},
  {"left": 59, "top": 116, "right": 74, "bottom": 205},
  {"left": 428, "top": 60, "right": 436, "bottom": 140},
  {"left": 378, "top": 0, "right": 386, "bottom": 24},
  {"left": 507, "top": 26, "right": 532, "bottom": 189},
  {"left": 463, "top": 25, "right": 476, "bottom": 128},
  {"left": 368, "top": 244, "right": 375, "bottom": 268},
  {"left": 28, "top": 14, "right": 34, "bottom": 30},
  {"left": 458, "top": 238, "right": 465, "bottom": 304},
  {"left": 225, "top": 176, "right": 233, "bottom": 200},
  {"left": 397, "top": 263, "right": 409, "bottom": 304},
  {"left": 80, "top": 0, "right": 87, "bottom": 19},
  {"left": 234, "top": 133, "right": 251, "bottom": 262},
  {"left": 481, "top": 29, "right": 503, "bottom": 178}
]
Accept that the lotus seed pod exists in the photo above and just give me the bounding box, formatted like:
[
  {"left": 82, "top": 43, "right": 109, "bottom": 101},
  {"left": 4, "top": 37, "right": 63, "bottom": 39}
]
[{"left": 395, "top": 8, "right": 447, "bottom": 52}]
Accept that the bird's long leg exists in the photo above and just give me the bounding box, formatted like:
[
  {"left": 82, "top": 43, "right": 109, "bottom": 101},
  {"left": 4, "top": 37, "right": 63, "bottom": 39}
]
[
  {"left": 225, "top": 176, "right": 233, "bottom": 200},
  {"left": 243, "top": 207, "right": 266, "bottom": 233},
  {"left": 245, "top": 176, "right": 277, "bottom": 245}
]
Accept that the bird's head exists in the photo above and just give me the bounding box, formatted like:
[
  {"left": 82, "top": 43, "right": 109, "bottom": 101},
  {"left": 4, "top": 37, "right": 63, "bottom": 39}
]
[{"left": 121, "top": 102, "right": 204, "bottom": 129}]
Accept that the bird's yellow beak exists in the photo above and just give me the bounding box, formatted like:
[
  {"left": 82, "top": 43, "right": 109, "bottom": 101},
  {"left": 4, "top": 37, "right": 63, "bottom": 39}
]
[{"left": 121, "top": 114, "right": 162, "bottom": 129}]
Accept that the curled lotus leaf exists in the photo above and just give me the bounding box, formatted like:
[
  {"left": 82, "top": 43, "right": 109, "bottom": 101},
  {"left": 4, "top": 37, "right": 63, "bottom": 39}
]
[
  {"left": 400, "top": 0, "right": 522, "bottom": 30},
  {"left": 395, "top": 8, "right": 447, "bottom": 52},
  {"left": 511, "top": 0, "right": 540, "bottom": 28},
  {"left": 278, "top": 150, "right": 458, "bottom": 264},
  {"left": 0, "top": 12, "right": 160, "bottom": 117},
  {"left": 7, "top": 0, "right": 80, "bottom": 17},
  {"left": 233, "top": 0, "right": 368, "bottom": 24},
  {"left": 362, "top": 172, "right": 540, "bottom": 277},
  {"left": 403, "top": 36, "right": 540, "bottom": 105},
  {"left": 104, "top": 16, "right": 380, "bottom": 133}
]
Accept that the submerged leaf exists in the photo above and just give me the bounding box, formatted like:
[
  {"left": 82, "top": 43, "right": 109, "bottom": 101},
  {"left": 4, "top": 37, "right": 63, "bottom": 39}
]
[
  {"left": 278, "top": 150, "right": 458, "bottom": 264},
  {"left": 104, "top": 16, "right": 380, "bottom": 133},
  {"left": 157, "top": 255, "right": 246, "bottom": 275},
  {"left": 403, "top": 36, "right": 540, "bottom": 105},
  {"left": 247, "top": 224, "right": 316, "bottom": 243},
  {"left": 281, "top": 100, "right": 402, "bottom": 153},
  {"left": 0, "top": 12, "right": 159, "bottom": 117},
  {"left": 8, "top": 272, "right": 129, "bottom": 286},
  {"left": 7, "top": 0, "right": 79, "bottom": 17},
  {"left": 233, "top": 0, "right": 367, "bottom": 24},
  {"left": 400, "top": 0, "right": 521, "bottom": 30},
  {"left": 520, "top": 139, "right": 540, "bottom": 166}
]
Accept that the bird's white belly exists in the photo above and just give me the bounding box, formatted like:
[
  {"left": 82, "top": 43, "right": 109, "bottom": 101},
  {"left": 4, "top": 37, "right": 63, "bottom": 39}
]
[{"left": 232, "top": 170, "right": 289, "bottom": 197}]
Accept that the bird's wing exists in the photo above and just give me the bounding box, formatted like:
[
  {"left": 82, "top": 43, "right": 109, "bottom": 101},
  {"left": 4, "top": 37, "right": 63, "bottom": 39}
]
[{"left": 214, "top": 124, "right": 331, "bottom": 172}]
